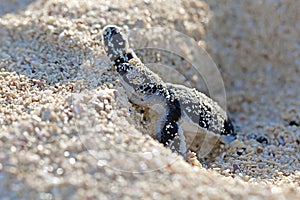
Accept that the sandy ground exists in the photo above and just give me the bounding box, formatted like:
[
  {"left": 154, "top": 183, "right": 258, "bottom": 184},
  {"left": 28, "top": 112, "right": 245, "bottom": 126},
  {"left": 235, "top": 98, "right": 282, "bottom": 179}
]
[{"left": 0, "top": 0, "right": 299, "bottom": 199}]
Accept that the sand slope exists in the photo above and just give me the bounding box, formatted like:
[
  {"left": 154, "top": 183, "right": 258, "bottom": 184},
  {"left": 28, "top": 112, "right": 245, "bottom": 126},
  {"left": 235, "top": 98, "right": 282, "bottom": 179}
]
[{"left": 0, "top": 0, "right": 299, "bottom": 199}]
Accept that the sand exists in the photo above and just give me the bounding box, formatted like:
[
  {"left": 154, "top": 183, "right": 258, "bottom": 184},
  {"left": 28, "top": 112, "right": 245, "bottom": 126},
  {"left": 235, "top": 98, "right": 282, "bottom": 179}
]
[{"left": 0, "top": 0, "right": 299, "bottom": 199}]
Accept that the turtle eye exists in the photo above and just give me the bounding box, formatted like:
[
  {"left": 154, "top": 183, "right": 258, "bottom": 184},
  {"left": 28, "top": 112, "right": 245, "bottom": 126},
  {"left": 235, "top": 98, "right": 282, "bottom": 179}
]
[{"left": 103, "top": 26, "right": 119, "bottom": 41}]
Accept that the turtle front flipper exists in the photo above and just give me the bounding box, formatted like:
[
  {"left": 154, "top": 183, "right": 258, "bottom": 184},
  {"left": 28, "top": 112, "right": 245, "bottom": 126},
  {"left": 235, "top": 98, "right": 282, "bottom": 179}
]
[
  {"left": 156, "top": 113, "right": 187, "bottom": 159},
  {"left": 154, "top": 94, "right": 187, "bottom": 159}
]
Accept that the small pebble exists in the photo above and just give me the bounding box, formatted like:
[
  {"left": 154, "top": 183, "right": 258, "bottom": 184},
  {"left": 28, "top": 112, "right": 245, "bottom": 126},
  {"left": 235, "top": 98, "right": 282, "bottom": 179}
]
[
  {"left": 289, "top": 120, "right": 299, "bottom": 126},
  {"left": 256, "top": 136, "right": 269, "bottom": 144},
  {"left": 233, "top": 164, "right": 240, "bottom": 173}
]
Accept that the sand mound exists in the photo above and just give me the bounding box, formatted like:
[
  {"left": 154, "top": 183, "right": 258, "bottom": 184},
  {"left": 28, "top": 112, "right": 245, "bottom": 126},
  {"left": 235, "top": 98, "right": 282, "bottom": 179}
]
[{"left": 0, "top": 0, "right": 299, "bottom": 199}]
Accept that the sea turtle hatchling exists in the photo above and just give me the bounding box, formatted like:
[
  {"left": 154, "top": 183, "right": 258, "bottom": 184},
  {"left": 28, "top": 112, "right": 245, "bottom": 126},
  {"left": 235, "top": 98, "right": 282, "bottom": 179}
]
[{"left": 102, "top": 25, "right": 236, "bottom": 159}]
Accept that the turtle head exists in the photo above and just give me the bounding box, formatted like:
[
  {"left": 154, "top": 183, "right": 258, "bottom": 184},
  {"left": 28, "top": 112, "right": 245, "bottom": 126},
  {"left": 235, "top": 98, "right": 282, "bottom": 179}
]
[{"left": 102, "top": 25, "right": 129, "bottom": 64}]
